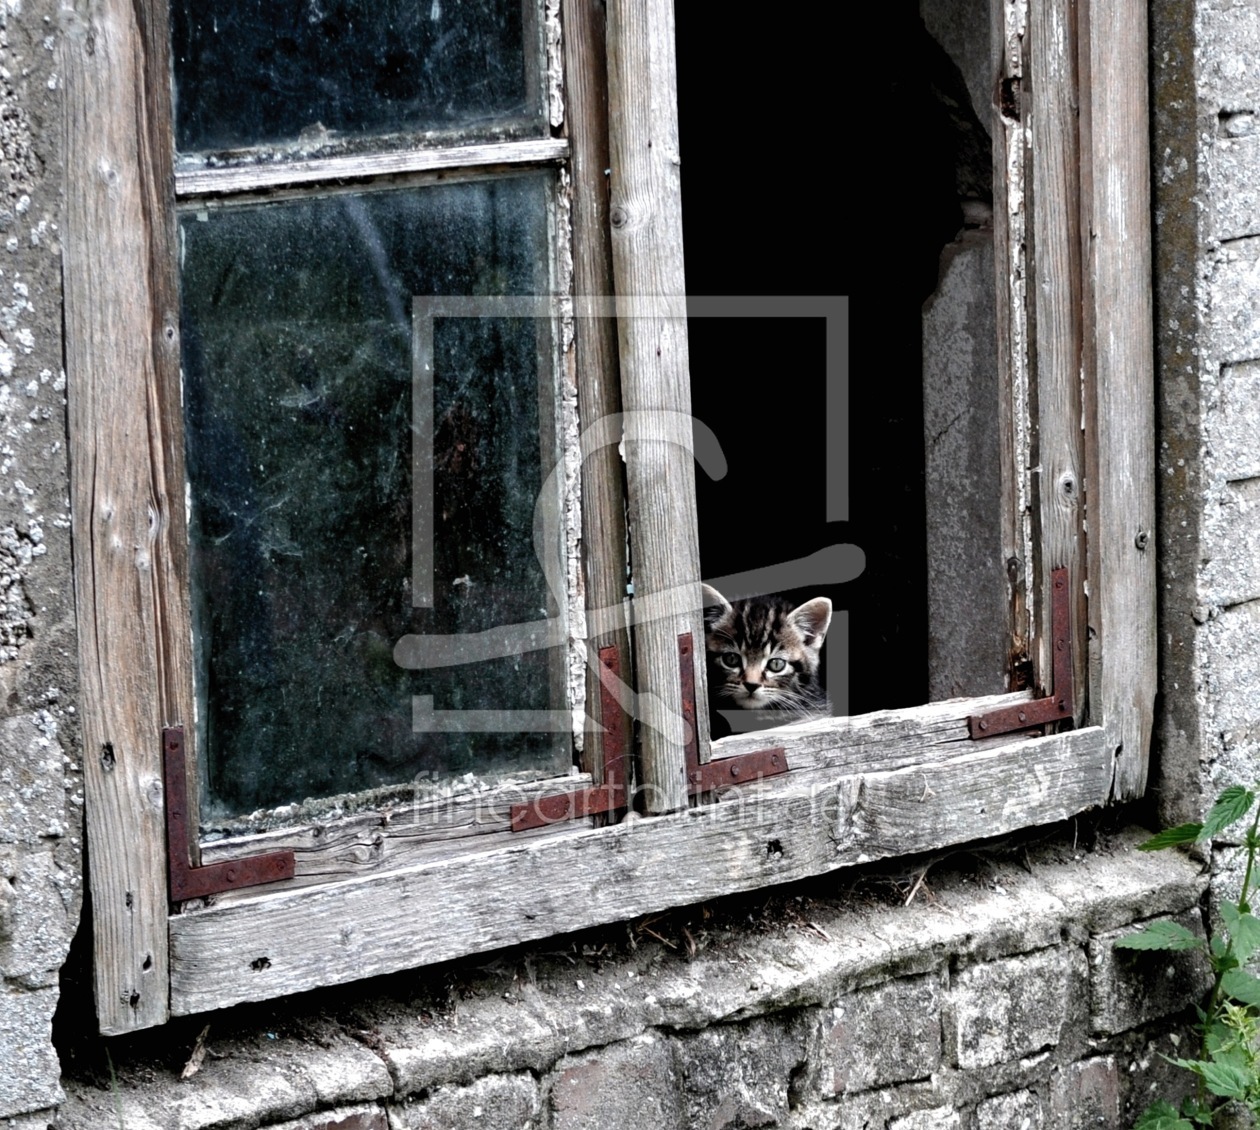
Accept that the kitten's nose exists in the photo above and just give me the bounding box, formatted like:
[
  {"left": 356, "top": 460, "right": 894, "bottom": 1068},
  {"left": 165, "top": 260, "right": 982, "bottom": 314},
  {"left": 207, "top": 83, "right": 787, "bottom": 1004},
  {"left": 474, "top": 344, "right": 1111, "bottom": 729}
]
[{"left": 743, "top": 681, "right": 759, "bottom": 693}]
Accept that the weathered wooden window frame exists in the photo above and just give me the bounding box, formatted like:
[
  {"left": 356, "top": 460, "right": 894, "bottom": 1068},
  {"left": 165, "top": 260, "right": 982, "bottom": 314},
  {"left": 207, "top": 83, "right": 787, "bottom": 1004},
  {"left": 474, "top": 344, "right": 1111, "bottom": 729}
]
[{"left": 64, "top": 0, "right": 1155, "bottom": 1035}]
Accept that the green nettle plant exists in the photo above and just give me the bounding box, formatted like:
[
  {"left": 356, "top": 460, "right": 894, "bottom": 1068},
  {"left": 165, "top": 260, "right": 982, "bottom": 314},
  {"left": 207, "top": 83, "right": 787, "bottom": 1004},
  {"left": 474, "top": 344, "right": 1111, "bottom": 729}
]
[{"left": 1122, "top": 786, "right": 1260, "bottom": 1129}]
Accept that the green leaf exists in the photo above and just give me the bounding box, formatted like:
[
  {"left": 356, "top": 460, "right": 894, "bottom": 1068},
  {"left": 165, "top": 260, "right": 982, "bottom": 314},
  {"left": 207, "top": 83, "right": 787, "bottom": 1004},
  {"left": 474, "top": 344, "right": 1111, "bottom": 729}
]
[
  {"left": 1199, "top": 1059, "right": 1250, "bottom": 1100},
  {"left": 1133, "top": 1100, "right": 1194, "bottom": 1130},
  {"left": 1221, "top": 967, "right": 1260, "bottom": 1006},
  {"left": 1168, "top": 1056, "right": 1205, "bottom": 1073},
  {"left": 1202, "top": 786, "right": 1256, "bottom": 840},
  {"left": 1222, "top": 902, "right": 1260, "bottom": 963},
  {"left": 1115, "top": 921, "right": 1203, "bottom": 952},
  {"left": 1139, "top": 824, "right": 1204, "bottom": 851},
  {"left": 1180, "top": 1095, "right": 1216, "bottom": 1126}
]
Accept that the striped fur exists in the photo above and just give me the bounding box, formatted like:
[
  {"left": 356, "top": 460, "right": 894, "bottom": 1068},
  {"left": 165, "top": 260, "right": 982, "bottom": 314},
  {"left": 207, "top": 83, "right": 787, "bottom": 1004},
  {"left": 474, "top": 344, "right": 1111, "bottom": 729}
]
[{"left": 701, "top": 584, "right": 832, "bottom": 737}]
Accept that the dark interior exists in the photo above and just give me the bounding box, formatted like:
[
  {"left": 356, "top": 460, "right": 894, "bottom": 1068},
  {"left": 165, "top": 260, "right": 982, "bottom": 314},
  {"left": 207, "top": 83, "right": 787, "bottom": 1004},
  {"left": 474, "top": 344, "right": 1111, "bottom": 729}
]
[{"left": 676, "top": 3, "right": 989, "bottom": 715}]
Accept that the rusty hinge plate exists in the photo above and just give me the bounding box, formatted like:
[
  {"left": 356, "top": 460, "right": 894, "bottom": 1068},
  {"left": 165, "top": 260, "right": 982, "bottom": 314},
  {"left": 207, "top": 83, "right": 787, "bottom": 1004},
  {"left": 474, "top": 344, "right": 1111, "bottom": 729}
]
[
  {"left": 163, "top": 726, "right": 296, "bottom": 901},
  {"left": 510, "top": 646, "right": 629, "bottom": 831},
  {"left": 679, "top": 632, "right": 790, "bottom": 794},
  {"left": 968, "top": 566, "right": 1074, "bottom": 739}
]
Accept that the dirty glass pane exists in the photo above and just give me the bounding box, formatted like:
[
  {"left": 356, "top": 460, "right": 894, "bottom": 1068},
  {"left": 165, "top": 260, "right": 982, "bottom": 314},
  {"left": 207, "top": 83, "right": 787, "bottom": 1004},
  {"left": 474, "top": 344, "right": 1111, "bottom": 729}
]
[
  {"left": 178, "top": 175, "right": 569, "bottom": 822},
  {"left": 171, "top": 0, "right": 542, "bottom": 155}
]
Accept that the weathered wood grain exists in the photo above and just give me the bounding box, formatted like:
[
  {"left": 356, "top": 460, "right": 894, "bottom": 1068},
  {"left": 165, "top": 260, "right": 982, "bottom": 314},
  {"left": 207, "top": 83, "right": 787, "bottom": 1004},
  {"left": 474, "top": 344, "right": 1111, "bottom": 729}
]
[
  {"left": 993, "top": 0, "right": 1032, "bottom": 679},
  {"left": 173, "top": 139, "right": 570, "bottom": 198},
  {"left": 168, "top": 727, "right": 1111, "bottom": 1015},
  {"left": 605, "top": 0, "right": 704, "bottom": 811},
  {"left": 198, "top": 774, "right": 592, "bottom": 902},
  {"left": 63, "top": 0, "right": 190, "bottom": 1033},
  {"left": 563, "top": 0, "right": 631, "bottom": 784},
  {"left": 1028, "top": 0, "right": 1086, "bottom": 715},
  {"left": 1078, "top": 0, "right": 1157, "bottom": 799},
  {"left": 198, "top": 693, "right": 1036, "bottom": 893},
  {"left": 712, "top": 691, "right": 1035, "bottom": 776}
]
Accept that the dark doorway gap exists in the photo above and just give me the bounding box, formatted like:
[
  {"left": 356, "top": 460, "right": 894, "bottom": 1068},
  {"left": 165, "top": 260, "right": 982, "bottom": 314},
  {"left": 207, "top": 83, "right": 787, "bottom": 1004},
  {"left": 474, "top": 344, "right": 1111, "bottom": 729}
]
[{"left": 676, "top": 3, "right": 989, "bottom": 714}]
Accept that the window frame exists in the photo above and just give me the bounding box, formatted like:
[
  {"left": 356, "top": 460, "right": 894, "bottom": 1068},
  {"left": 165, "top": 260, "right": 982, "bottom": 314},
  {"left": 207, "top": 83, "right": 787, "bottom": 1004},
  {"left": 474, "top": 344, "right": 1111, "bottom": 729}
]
[{"left": 64, "top": 0, "right": 1154, "bottom": 1034}]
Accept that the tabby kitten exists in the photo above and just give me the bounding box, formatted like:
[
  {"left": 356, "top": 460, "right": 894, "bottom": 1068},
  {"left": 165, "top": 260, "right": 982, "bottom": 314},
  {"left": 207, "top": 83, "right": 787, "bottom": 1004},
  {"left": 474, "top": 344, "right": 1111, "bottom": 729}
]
[{"left": 701, "top": 584, "right": 832, "bottom": 738}]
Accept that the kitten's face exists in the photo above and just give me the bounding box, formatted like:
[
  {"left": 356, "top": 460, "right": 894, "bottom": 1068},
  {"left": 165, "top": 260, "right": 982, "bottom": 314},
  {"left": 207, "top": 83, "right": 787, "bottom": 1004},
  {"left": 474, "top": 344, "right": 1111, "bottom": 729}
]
[{"left": 701, "top": 585, "right": 832, "bottom": 713}]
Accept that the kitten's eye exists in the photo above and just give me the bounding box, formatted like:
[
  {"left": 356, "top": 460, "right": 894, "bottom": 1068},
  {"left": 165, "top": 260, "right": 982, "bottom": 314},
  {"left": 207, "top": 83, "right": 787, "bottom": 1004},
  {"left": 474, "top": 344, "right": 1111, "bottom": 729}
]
[
  {"left": 719, "top": 652, "right": 742, "bottom": 670},
  {"left": 766, "top": 658, "right": 787, "bottom": 673}
]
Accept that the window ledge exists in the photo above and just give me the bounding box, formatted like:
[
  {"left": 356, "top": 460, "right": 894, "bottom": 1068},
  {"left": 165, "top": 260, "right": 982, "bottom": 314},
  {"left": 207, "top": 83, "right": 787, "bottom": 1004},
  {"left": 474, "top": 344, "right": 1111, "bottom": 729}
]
[{"left": 59, "top": 826, "right": 1205, "bottom": 1130}]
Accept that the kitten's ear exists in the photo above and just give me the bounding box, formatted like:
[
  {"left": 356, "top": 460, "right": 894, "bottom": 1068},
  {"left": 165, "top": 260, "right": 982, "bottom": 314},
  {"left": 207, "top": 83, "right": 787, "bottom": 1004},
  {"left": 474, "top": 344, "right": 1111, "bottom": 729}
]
[
  {"left": 790, "top": 597, "right": 832, "bottom": 650},
  {"left": 701, "top": 584, "right": 731, "bottom": 625}
]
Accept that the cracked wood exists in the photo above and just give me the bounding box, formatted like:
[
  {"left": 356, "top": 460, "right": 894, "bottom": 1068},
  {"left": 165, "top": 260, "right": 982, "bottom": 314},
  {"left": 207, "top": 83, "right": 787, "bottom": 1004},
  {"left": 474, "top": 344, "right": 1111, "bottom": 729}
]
[{"left": 168, "top": 726, "right": 1110, "bottom": 1015}]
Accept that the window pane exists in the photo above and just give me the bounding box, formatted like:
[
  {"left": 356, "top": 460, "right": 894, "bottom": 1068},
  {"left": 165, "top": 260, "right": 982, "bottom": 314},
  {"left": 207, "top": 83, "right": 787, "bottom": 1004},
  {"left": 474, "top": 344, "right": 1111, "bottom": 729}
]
[
  {"left": 178, "top": 175, "right": 570, "bottom": 822},
  {"left": 172, "top": 0, "right": 542, "bottom": 155}
]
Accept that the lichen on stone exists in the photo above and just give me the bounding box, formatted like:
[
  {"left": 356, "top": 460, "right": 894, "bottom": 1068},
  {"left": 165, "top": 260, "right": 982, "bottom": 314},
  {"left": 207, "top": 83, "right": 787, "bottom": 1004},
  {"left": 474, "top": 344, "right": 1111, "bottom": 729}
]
[{"left": 0, "top": 524, "right": 39, "bottom": 660}]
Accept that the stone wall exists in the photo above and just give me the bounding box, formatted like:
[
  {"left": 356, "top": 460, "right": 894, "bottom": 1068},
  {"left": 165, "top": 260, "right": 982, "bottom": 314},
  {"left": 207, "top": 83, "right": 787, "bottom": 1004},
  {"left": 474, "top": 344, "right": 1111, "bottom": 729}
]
[
  {"left": 0, "top": 0, "right": 82, "bottom": 1119},
  {"left": 0, "top": 0, "right": 1254, "bottom": 1125},
  {"left": 1192, "top": 0, "right": 1260, "bottom": 816},
  {"left": 1151, "top": 0, "right": 1260, "bottom": 917},
  {"left": 50, "top": 830, "right": 1210, "bottom": 1130}
]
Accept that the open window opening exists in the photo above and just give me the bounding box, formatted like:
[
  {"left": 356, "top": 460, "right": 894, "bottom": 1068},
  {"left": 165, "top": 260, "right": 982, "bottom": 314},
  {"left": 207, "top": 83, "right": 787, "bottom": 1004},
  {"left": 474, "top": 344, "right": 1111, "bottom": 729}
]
[
  {"left": 678, "top": 0, "right": 1004, "bottom": 728},
  {"left": 65, "top": 0, "right": 1153, "bottom": 1035}
]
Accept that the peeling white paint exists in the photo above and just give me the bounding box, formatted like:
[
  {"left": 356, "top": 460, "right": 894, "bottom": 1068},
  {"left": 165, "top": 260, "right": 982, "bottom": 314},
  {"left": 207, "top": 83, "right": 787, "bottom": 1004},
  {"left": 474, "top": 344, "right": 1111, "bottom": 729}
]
[{"left": 545, "top": 0, "right": 564, "bottom": 130}]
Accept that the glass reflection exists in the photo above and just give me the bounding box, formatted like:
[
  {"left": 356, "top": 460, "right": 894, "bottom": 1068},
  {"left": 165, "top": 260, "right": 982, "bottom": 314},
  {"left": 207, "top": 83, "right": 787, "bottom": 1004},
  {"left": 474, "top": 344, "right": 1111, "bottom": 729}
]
[
  {"left": 172, "top": 0, "right": 542, "bottom": 155},
  {"left": 179, "top": 175, "right": 569, "bottom": 820}
]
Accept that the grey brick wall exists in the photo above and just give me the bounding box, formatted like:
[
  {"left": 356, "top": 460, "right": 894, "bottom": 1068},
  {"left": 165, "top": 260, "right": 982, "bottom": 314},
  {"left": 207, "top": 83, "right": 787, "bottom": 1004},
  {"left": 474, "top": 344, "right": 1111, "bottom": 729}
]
[
  {"left": 50, "top": 831, "right": 1209, "bottom": 1130},
  {"left": 0, "top": 0, "right": 1254, "bottom": 1124}
]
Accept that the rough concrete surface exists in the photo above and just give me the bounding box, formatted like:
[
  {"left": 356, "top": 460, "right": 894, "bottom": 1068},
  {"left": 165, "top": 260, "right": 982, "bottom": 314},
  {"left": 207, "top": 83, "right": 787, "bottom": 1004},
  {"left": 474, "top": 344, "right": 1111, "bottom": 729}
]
[
  {"left": 268, "top": 1109, "right": 387, "bottom": 1130},
  {"left": 1049, "top": 1057, "right": 1121, "bottom": 1129},
  {"left": 816, "top": 972, "right": 943, "bottom": 1095},
  {"left": 922, "top": 232, "right": 1007, "bottom": 702},
  {"left": 1209, "top": 134, "right": 1260, "bottom": 242},
  {"left": 673, "top": 1012, "right": 810, "bottom": 1129},
  {"left": 46, "top": 829, "right": 1208, "bottom": 1130},
  {"left": 1200, "top": 477, "right": 1260, "bottom": 609},
  {"left": 391, "top": 1074, "right": 538, "bottom": 1130},
  {"left": 945, "top": 946, "right": 1086, "bottom": 1070},
  {"left": 975, "top": 1088, "right": 1045, "bottom": 1130},
  {"left": 0, "top": 0, "right": 80, "bottom": 1118},
  {"left": 1089, "top": 911, "right": 1213, "bottom": 1036},
  {"left": 1, "top": 0, "right": 1258, "bottom": 1124}
]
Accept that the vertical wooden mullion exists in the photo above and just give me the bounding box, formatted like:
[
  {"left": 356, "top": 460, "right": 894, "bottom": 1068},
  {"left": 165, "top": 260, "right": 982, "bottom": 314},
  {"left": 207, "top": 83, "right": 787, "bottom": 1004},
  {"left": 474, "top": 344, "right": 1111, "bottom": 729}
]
[
  {"left": 994, "top": 0, "right": 1033, "bottom": 683},
  {"left": 1078, "top": 0, "right": 1157, "bottom": 798},
  {"left": 605, "top": 0, "right": 702, "bottom": 814},
  {"left": 521, "top": 0, "right": 544, "bottom": 129},
  {"left": 1028, "top": 0, "right": 1087, "bottom": 717},
  {"left": 64, "top": 0, "right": 190, "bottom": 1033},
  {"left": 137, "top": 0, "right": 195, "bottom": 838},
  {"left": 563, "top": 0, "right": 632, "bottom": 786}
]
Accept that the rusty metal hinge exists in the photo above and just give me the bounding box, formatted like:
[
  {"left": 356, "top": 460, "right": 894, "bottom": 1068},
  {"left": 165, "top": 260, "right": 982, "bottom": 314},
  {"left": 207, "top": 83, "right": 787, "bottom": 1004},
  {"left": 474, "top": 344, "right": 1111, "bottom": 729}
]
[
  {"left": 510, "top": 646, "right": 629, "bottom": 831},
  {"left": 679, "top": 632, "right": 789, "bottom": 793},
  {"left": 510, "top": 628, "right": 791, "bottom": 830},
  {"left": 163, "top": 726, "right": 296, "bottom": 901},
  {"left": 967, "top": 565, "right": 1075, "bottom": 739}
]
